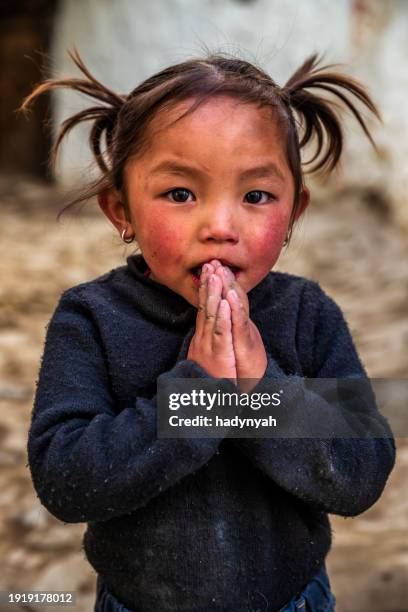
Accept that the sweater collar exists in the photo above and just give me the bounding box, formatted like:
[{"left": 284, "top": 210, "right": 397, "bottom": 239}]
[{"left": 126, "top": 254, "right": 272, "bottom": 331}]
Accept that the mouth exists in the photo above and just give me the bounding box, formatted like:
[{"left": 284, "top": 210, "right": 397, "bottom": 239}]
[{"left": 189, "top": 260, "right": 241, "bottom": 287}]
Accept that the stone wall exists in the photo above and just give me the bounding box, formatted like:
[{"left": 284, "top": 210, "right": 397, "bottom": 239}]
[{"left": 51, "top": 0, "right": 408, "bottom": 229}]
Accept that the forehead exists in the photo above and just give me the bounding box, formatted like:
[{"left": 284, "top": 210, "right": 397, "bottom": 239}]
[{"left": 137, "top": 96, "right": 287, "bottom": 164}]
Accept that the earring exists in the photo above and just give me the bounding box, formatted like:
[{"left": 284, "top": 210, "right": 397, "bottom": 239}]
[{"left": 121, "top": 226, "right": 135, "bottom": 244}]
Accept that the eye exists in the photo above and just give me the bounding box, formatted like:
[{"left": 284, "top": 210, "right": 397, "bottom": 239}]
[
  {"left": 163, "top": 188, "right": 195, "bottom": 203},
  {"left": 245, "top": 190, "right": 275, "bottom": 205}
]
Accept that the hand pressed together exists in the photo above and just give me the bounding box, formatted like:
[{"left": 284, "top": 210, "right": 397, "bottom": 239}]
[
  {"left": 187, "top": 260, "right": 268, "bottom": 390},
  {"left": 187, "top": 263, "right": 237, "bottom": 381}
]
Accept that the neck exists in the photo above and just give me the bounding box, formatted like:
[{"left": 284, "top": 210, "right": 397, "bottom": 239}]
[{"left": 125, "top": 253, "right": 272, "bottom": 331}]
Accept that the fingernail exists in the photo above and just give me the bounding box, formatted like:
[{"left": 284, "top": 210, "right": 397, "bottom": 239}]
[{"left": 229, "top": 289, "right": 238, "bottom": 300}]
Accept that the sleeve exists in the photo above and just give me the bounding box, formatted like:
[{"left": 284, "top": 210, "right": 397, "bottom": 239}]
[
  {"left": 230, "top": 283, "right": 396, "bottom": 517},
  {"left": 27, "top": 289, "right": 232, "bottom": 524}
]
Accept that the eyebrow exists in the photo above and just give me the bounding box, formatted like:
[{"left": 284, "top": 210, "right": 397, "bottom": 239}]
[{"left": 149, "top": 160, "right": 285, "bottom": 182}]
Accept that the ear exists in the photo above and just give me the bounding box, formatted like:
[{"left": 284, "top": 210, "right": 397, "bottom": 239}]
[
  {"left": 293, "top": 186, "right": 310, "bottom": 221},
  {"left": 97, "top": 188, "right": 129, "bottom": 233}
]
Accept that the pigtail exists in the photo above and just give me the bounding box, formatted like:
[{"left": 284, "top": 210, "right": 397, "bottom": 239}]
[
  {"left": 282, "top": 54, "right": 381, "bottom": 174},
  {"left": 20, "top": 48, "right": 125, "bottom": 173}
]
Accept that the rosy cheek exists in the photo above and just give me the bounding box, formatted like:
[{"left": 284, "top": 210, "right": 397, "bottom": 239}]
[
  {"left": 250, "top": 223, "right": 286, "bottom": 267},
  {"left": 140, "top": 216, "right": 184, "bottom": 266}
]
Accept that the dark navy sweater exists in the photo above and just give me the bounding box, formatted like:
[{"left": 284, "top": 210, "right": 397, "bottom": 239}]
[{"left": 28, "top": 254, "right": 396, "bottom": 612}]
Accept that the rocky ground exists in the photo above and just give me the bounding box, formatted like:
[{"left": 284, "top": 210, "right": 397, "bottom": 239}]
[{"left": 0, "top": 174, "right": 407, "bottom": 611}]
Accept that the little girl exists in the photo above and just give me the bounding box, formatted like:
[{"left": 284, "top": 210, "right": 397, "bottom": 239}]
[{"left": 25, "top": 50, "right": 396, "bottom": 612}]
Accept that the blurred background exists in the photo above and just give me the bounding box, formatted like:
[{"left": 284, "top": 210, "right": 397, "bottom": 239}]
[{"left": 0, "top": 0, "right": 407, "bottom": 610}]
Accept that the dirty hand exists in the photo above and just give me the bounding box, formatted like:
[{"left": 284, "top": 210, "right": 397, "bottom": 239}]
[
  {"left": 187, "top": 263, "right": 237, "bottom": 381},
  {"left": 210, "top": 260, "right": 267, "bottom": 390}
]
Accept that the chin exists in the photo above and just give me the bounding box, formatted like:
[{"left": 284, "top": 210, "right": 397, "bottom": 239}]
[{"left": 182, "top": 290, "right": 199, "bottom": 308}]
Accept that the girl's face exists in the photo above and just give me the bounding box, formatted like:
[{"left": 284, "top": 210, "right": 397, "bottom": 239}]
[{"left": 103, "top": 96, "right": 309, "bottom": 307}]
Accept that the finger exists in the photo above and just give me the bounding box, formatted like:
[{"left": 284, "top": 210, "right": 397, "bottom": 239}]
[
  {"left": 208, "top": 259, "right": 222, "bottom": 271},
  {"left": 196, "top": 264, "right": 210, "bottom": 331},
  {"left": 199, "top": 262, "right": 215, "bottom": 293},
  {"left": 215, "top": 265, "right": 235, "bottom": 298},
  {"left": 212, "top": 301, "right": 235, "bottom": 376},
  {"left": 227, "top": 288, "right": 250, "bottom": 337},
  {"left": 196, "top": 263, "right": 216, "bottom": 333},
  {"left": 212, "top": 299, "right": 232, "bottom": 343},
  {"left": 204, "top": 273, "right": 222, "bottom": 333},
  {"left": 216, "top": 266, "right": 249, "bottom": 316}
]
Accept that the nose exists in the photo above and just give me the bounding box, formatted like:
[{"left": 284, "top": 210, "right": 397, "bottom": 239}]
[{"left": 197, "top": 202, "right": 239, "bottom": 244}]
